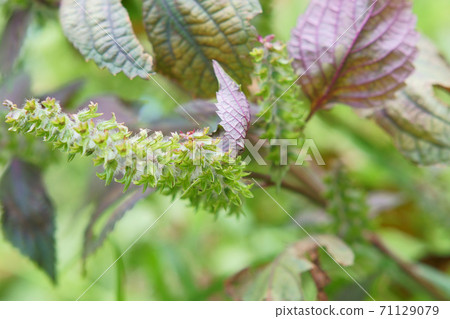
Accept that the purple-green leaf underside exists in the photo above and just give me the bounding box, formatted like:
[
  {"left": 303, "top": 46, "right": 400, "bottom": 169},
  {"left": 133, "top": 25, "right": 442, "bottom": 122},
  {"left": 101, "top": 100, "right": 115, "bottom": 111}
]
[
  {"left": 374, "top": 37, "right": 450, "bottom": 165},
  {"left": 0, "top": 159, "right": 56, "bottom": 282},
  {"left": 60, "top": 0, "right": 153, "bottom": 79},
  {"left": 213, "top": 60, "right": 251, "bottom": 153},
  {"left": 288, "top": 0, "right": 418, "bottom": 114}
]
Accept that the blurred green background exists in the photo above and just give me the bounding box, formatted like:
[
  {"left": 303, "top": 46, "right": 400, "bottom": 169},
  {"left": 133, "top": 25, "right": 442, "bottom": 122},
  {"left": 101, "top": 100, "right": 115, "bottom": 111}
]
[{"left": 0, "top": 0, "right": 449, "bottom": 301}]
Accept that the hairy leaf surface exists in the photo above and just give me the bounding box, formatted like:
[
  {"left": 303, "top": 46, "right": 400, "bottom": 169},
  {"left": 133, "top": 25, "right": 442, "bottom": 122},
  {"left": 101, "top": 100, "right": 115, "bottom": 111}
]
[
  {"left": 288, "top": 0, "right": 418, "bottom": 114},
  {"left": 143, "top": 0, "right": 261, "bottom": 97},
  {"left": 60, "top": 0, "right": 153, "bottom": 79},
  {"left": 0, "top": 159, "right": 56, "bottom": 282},
  {"left": 213, "top": 60, "right": 251, "bottom": 153},
  {"left": 375, "top": 37, "right": 450, "bottom": 165}
]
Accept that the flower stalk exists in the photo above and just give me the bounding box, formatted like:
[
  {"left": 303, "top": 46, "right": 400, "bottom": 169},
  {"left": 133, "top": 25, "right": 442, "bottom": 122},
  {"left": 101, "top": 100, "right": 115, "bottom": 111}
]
[{"left": 4, "top": 98, "right": 253, "bottom": 214}]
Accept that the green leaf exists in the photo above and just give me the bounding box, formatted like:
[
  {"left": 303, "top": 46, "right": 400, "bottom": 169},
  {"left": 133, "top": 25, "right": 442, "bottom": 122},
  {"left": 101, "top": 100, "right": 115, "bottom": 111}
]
[
  {"left": 0, "top": 159, "right": 56, "bottom": 282},
  {"left": 375, "top": 37, "right": 450, "bottom": 165},
  {"left": 60, "top": 0, "right": 154, "bottom": 79},
  {"left": 142, "top": 0, "right": 261, "bottom": 97},
  {"left": 226, "top": 235, "right": 353, "bottom": 301}
]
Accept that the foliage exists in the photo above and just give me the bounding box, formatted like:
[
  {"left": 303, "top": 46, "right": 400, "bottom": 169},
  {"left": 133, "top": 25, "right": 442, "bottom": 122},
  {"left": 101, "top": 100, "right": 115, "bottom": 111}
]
[
  {"left": 375, "top": 37, "right": 450, "bottom": 165},
  {"left": 142, "top": 0, "right": 261, "bottom": 97},
  {"left": 227, "top": 235, "right": 353, "bottom": 301},
  {"left": 0, "top": 159, "right": 56, "bottom": 282},
  {"left": 288, "top": 0, "right": 418, "bottom": 118}
]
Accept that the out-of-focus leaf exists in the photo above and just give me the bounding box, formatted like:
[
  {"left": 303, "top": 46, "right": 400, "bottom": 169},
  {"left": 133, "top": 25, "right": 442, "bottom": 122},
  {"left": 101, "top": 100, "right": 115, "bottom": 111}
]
[
  {"left": 42, "top": 80, "right": 84, "bottom": 108},
  {"left": 367, "top": 191, "right": 405, "bottom": 218},
  {"left": 415, "top": 264, "right": 450, "bottom": 299},
  {"left": 0, "top": 159, "right": 56, "bottom": 282},
  {"left": 177, "top": 99, "right": 218, "bottom": 127},
  {"left": 83, "top": 185, "right": 153, "bottom": 259},
  {"left": 213, "top": 60, "right": 251, "bottom": 153},
  {"left": 60, "top": 0, "right": 153, "bottom": 79},
  {"left": 0, "top": 73, "right": 31, "bottom": 103},
  {"left": 288, "top": 0, "right": 418, "bottom": 115},
  {"left": 375, "top": 37, "right": 450, "bottom": 165},
  {"left": 291, "top": 235, "right": 355, "bottom": 267},
  {"left": 142, "top": 0, "right": 261, "bottom": 97},
  {"left": 176, "top": 99, "right": 259, "bottom": 129},
  {"left": 226, "top": 235, "right": 353, "bottom": 301},
  {"left": 0, "top": 9, "right": 31, "bottom": 77}
]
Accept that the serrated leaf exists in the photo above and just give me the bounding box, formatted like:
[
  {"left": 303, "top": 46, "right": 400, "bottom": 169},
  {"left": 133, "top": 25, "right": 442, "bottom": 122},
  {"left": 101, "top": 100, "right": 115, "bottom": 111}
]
[
  {"left": 213, "top": 60, "right": 251, "bottom": 154},
  {"left": 226, "top": 235, "right": 353, "bottom": 301},
  {"left": 374, "top": 37, "right": 450, "bottom": 165},
  {"left": 177, "top": 99, "right": 218, "bottom": 127},
  {"left": 142, "top": 0, "right": 261, "bottom": 97},
  {"left": 60, "top": 0, "right": 153, "bottom": 79},
  {"left": 0, "top": 159, "right": 56, "bottom": 282},
  {"left": 415, "top": 263, "right": 450, "bottom": 299},
  {"left": 288, "top": 0, "right": 418, "bottom": 115}
]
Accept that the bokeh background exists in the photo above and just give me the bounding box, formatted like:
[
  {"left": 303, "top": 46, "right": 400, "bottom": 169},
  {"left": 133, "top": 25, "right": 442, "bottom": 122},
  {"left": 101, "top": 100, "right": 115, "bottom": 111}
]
[{"left": 0, "top": 0, "right": 449, "bottom": 301}]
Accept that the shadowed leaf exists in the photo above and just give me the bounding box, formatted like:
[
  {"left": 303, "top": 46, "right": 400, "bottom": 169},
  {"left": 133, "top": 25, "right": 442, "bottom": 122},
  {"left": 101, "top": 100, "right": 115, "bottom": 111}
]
[
  {"left": 213, "top": 60, "right": 251, "bottom": 153},
  {"left": 374, "top": 37, "right": 450, "bottom": 165},
  {"left": 60, "top": 0, "right": 153, "bottom": 79},
  {"left": 226, "top": 235, "right": 353, "bottom": 300},
  {"left": 0, "top": 159, "right": 56, "bottom": 282},
  {"left": 288, "top": 0, "right": 418, "bottom": 116},
  {"left": 143, "top": 0, "right": 261, "bottom": 97},
  {"left": 0, "top": 9, "right": 31, "bottom": 77}
]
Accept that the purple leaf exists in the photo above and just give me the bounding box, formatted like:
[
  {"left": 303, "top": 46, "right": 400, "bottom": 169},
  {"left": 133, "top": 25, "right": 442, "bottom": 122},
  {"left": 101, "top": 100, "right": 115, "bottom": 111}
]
[
  {"left": 288, "top": 0, "right": 418, "bottom": 116},
  {"left": 212, "top": 60, "right": 251, "bottom": 153},
  {"left": 0, "top": 9, "right": 31, "bottom": 77},
  {"left": 0, "top": 159, "right": 56, "bottom": 282}
]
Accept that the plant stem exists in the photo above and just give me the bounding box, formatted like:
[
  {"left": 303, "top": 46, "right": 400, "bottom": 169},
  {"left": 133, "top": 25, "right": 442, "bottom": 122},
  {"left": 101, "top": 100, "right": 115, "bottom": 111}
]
[{"left": 309, "top": 248, "right": 330, "bottom": 301}]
